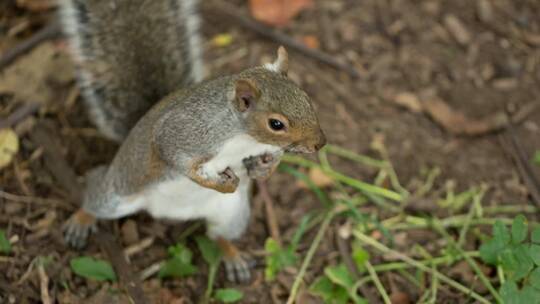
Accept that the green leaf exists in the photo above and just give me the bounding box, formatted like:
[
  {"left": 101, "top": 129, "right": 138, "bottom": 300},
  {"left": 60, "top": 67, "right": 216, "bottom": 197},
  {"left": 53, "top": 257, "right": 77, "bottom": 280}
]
[
  {"left": 500, "top": 281, "right": 519, "bottom": 304},
  {"left": 512, "top": 215, "right": 528, "bottom": 244},
  {"left": 351, "top": 242, "right": 369, "bottom": 271},
  {"left": 310, "top": 276, "right": 334, "bottom": 298},
  {"left": 214, "top": 288, "right": 244, "bottom": 303},
  {"left": 290, "top": 215, "right": 311, "bottom": 250},
  {"left": 264, "top": 238, "right": 297, "bottom": 281},
  {"left": 532, "top": 227, "right": 540, "bottom": 244},
  {"left": 195, "top": 236, "right": 221, "bottom": 266},
  {"left": 530, "top": 244, "right": 540, "bottom": 266},
  {"left": 0, "top": 230, "right": 11, "bottom": 254},
  {"left": 519, "top": 285, "right": 540, "bottom": 304},
  {"left": 533, "top": 151, "right": 540, "bottom": 166},
  {"left": 493, "top": 220, "right": 510, "bottom": 246},
  {"left": 159, "top": 244, "right": 198, "bottom": 278},
  {"left": 503, "top": 244, "right": 534, "bottom": 281},
  {"left": 529, "top": 267, "right": 540, "bottom": 290},
  {"left": 324, "top": 264, "right": 355, "bottom": 290},
  {"left": 70, "top": 256, "right": 116, "bottom": 281},
  {"left": 480, "top": 239, "right": 504, "bottom": 265},
  {"left": 309, "top": 276, "right": 350, "bottom": 304}
]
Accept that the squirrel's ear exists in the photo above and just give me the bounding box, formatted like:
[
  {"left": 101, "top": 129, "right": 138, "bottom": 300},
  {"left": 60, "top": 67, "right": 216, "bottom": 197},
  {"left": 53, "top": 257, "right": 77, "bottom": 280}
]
[
  {"left": 265, "top": 46, "right": 289, "bottom": 76},
  {"left": 234, "top": 79, "right": 260, "bottom": 112}
]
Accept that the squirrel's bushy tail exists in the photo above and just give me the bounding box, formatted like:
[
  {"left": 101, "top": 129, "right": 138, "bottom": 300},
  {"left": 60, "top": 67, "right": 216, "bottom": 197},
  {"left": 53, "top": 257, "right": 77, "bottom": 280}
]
[{"left": 59, "top": 0, "right": 204, "bottom": 141}]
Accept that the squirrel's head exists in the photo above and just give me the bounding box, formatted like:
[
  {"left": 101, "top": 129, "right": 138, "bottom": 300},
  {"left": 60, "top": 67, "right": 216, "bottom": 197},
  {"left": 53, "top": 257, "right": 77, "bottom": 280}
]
[{"left": 231, "top": 47, "right": 326, "bottom": 153}]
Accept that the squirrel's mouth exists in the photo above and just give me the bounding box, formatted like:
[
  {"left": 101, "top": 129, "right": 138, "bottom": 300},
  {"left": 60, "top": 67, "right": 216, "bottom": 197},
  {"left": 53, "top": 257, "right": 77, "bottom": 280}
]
[{"left": 285, "top": 144, "right": 316, "bottom": 154}]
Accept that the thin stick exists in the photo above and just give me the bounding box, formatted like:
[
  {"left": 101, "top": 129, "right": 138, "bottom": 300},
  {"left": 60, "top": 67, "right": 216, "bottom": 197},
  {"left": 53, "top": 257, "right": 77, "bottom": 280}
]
[
  {"left": 353, "top": 231, "right": 491, "bottom": 304},
  {"left": 0, "top": 190, "right": 68, "bottom": 208},
  {"left": 124, "top": 237, "right": 155, "bottom": 259},
  {"left": 504, "top": 124, "right": 540, "bottom": 207},
  {"left": 0, "top": 22, "right": 62, "bottom": 71},
  {"left": 208, "top": 0, "right": 360, "bottom": 78},
  {"left": 432, "top": 220, "right": 502, "bottom": 303},
  {"left": 257, "top": 180, "right": 282, "bottom": 246},
  {"left": 364, "top": 261, "right": 391, "bottom": 304},
  {"left": 37, "top": 261, "right": 51, "bottom": 304},
  {"left": 0, "top": 103, "right": 40, "bottom": 129},
  {"left": 286, "top": 210, "right": 334, "bottom": 304},
  {"left": 139, "top": 261, "right": 164, "bottom": 281}
]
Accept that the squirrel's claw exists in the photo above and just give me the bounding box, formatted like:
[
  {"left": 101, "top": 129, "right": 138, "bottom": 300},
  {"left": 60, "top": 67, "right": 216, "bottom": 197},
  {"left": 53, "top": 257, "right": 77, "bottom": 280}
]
[
  {"left": 63, "top": 209, "right": 98, "bottom": 249},
  {"left": 223, "top": 255, "right": 252, "bottom": 283}
]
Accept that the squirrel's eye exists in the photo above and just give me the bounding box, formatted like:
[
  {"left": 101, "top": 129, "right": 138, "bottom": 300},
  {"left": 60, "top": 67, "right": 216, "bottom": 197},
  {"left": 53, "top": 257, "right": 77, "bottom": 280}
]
[{"left": 268, "top": 119, "right": 285, "bottom": 131}]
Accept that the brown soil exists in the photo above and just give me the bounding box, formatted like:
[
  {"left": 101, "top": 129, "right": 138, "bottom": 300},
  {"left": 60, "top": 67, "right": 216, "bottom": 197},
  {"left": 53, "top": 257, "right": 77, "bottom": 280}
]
[{"left": 1, "top": 0, "right": 539, "bottom": 303}]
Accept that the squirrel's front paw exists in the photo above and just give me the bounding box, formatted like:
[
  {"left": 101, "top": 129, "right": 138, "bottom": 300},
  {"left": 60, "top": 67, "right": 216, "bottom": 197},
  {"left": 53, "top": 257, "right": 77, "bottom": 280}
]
[
  {"left": 214, "top": 167, "right": 239, "bottom": 193},
  {"left": 243, "top": 152, "right": 281, "bottom": 180},
  {"left": 63, "top": 209, "right": 97, "bottom": 249}
]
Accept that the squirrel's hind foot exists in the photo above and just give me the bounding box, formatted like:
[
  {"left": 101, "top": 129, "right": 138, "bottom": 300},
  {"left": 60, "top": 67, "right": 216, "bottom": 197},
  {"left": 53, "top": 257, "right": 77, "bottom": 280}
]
[
  {"left": 63, "top": 209, "right": 98, "bottom": 249},
  {"left": 223, "top": 255, "right": 253, "bottom": 283},
  {"left": 216, "top": 237, "right": 253, "bottom": 283}
]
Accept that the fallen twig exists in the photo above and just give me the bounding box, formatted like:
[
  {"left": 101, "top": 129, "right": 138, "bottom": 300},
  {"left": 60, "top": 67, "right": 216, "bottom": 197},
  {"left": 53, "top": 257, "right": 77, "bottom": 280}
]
[
  {"left": 0, "top": 103, "right": 41, "bottom": 129},
  {"left": 37, "top": 261, "right": 52, "bottom": 304},
  {"left": 0, "top": 22, "right": 62, "bottom": 71},
  {"left": 139, "top": 260, "right": 164, "bottom": 281},
  {"left": 99, "top": 232, "right": 149, "bottom": 304},
  {"left": 207, "top": 0, "right": 360, "bottom": 78},
  {"left": 391, "top": 91, "right": 539, "bottom": 136},
  {"left": 503, "top": 124, "right": 540, "bottom": 207},
  {"left": 124, "top": 237, "right": 155, "bottom": 260},
  {"left": 257, "top": 180, "right": 282, "bottom": 246}
]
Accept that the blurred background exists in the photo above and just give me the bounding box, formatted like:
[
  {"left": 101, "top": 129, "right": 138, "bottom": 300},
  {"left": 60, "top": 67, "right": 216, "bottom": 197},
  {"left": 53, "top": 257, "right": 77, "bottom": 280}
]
[{"left": 0, "top": 0, "right": 539, "bottom": 303}]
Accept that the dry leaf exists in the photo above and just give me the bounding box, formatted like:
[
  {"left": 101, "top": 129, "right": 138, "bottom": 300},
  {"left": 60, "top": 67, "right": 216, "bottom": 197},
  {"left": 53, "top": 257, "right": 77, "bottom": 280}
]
[
  {"left": 421, "top": 96, "right": 508, "bottom": 135},
  {"left": 297, "top": 167, "right": 333, "bottom": 188},
  {"left": 390, "top": 291, "right": 411, "bottom": 304},
  {"left": 0, "top": 42, "right": 74, "bottom": 105},
  {"left": 393, "top": 92, "right": 423, "bottom": 113},
  {"left": 0, "top": 128, "right": 19, "bottom": 170},
  {"left": 301, "top": 35, "right": 320, "bottom": 49},
  {"left": 249, "top": 0, "right": 313, "bottom": 27}
]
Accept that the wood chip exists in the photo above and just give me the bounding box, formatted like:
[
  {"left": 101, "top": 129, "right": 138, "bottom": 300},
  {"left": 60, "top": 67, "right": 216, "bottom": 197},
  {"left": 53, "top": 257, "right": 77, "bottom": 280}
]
[
  {"left": 393, "top": 92, "right": 423, "bottom": 113},
  {"left": 477, "top": 0, "right": 493, "bottom": 23},
  {"left": 444, "top": 14, "right": 471, "bottom": 45},
  {"left": 492, "top": 78, "right": 518, "bottom": 90}
]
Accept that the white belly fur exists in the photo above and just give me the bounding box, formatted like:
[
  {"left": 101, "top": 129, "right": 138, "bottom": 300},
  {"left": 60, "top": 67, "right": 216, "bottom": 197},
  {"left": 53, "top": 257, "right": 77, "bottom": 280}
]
[{"left": 114, "top": 134, "right": 281, "bottom": 239}]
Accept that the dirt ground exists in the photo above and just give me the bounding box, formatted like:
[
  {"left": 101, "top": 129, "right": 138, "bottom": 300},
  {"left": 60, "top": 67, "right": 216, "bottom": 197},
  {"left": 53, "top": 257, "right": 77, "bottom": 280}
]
[{"left": 1, "top": 0, "right": 539, "bottom": 303}]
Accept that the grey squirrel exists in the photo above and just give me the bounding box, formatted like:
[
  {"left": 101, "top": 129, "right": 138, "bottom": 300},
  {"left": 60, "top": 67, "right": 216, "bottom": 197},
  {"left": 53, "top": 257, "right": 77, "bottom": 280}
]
[{"left": 59, "top": 0, "right": 325, "bottom": 283}]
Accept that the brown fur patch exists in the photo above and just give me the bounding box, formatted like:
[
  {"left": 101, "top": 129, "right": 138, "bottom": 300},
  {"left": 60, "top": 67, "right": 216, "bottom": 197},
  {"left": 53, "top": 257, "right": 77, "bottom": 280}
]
[
  {"left": 71, "top": 208, "right": 96, "bottom": 226},
  {"left": 217, "top": 237, "right": 240, "bottom": 260}
]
